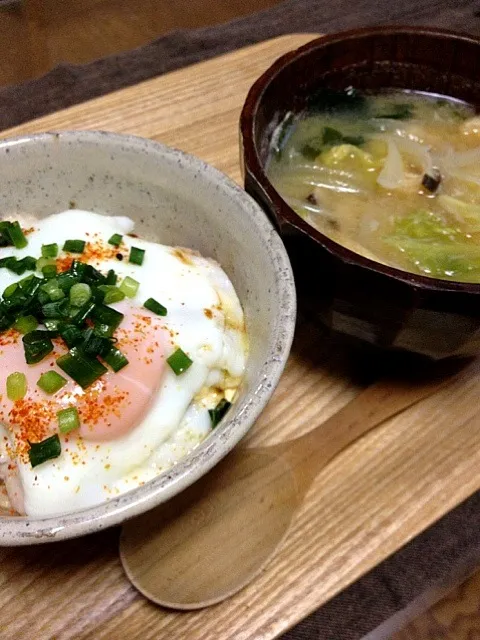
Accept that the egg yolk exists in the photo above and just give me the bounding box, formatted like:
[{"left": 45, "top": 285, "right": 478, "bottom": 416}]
[{"left": 0, "top": 308, "right": 168, "bottom": 461}]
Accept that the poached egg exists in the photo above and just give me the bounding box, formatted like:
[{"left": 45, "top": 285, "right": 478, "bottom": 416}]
[{"left": 0, "top": 210, "right": 247, "bottom": 517}]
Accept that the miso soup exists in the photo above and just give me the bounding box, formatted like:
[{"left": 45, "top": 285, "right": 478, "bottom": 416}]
[{"left": 267, "top": 88, "right": 480, "bottom": 283}]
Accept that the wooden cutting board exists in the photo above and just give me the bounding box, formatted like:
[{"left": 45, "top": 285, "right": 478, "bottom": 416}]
[{"left": 2, "top": 33, "right": 480, "bottom": 640}]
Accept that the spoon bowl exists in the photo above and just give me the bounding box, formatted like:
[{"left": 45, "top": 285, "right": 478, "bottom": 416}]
[
  {"left": 120, "top": 373, "right": 455, "bottom": 609},
  {"left": 120, "top": 448, "right": 298, "bottom": 608}
]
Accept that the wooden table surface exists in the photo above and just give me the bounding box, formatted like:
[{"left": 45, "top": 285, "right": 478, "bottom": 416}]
[{"left": 2, "top": 34, "right": 480, "bottom": 640}]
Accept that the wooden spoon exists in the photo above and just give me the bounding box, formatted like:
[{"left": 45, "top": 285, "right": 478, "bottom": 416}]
[{"left": 120, "top": 374, "right": 452, "bottom": 609}]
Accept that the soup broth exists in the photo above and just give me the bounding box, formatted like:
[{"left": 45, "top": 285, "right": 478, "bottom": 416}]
[{"left": 267, "top": 89, "right": 480, "bottom": 283}]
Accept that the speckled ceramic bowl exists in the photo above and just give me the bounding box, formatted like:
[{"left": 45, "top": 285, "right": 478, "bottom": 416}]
[
  {"left": 0, "top": 130, "right": 296, "bottom": 545},
  {"left": 240, "top": 26, "right": 480, "bottom": 359}
]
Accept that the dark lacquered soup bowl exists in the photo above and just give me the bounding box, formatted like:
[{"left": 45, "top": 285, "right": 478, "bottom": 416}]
[{"left": 240, "top": 26, "right": 480, "bottom": 359}]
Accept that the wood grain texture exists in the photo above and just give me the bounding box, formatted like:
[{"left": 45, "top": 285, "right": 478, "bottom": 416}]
[{"left": 1, "top": 35, "right": 480, "bottom": 639}]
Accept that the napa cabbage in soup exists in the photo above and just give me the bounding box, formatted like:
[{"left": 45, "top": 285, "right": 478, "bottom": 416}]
[{"left": 267, "top": 88, "right": 480, "bottom": 283}]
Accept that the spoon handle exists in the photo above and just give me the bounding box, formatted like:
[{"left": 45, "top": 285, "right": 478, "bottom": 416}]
[{"left": 273, "top": 375, "right": 452, "bottom": 489}]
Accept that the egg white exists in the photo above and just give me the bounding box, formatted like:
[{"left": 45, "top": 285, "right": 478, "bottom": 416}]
[{"left": 0, "top": 210, "right": 247, "bottom": 517}]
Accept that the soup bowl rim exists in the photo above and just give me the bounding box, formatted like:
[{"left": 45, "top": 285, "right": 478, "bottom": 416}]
[{"left": 240, "top": 24, "right": 480, "bottom": 294}]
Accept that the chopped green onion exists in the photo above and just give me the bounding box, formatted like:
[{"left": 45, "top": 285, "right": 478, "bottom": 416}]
[
  {"left": 42, "top": 264, "right": 57, "bottom": 279},
  {"left": 129, "top": 246, "right": 145, "bottom": 265},
  {"left": 0, "top": 256, "right": 16, "bottom": 269},
  {"left": 40, "top": 278, "right": 65, "bottom": 302},
  {"left": 0, "top": 309, "right": 13, "bottom": 331},
  {"left": 6, "top": 256, "right": 36, "bottom": 275},
  {"left": 68, "top": 260, "right": 87, "bottom": 278},
  {"left": 17, "top": 274, "right": 35, "bottom": 290},
  {"left": 37, "top": 257, "right": 57, "bottom": 278},
  {"left": 0, "top": 221, "right": 152, "bottom": 392},
  {"left": 37, "top": 370, "right": 67, "bottom": 394},
  {"left": 85, "top": 265, "right": 106, "bottom": 286},
  {"left": 28, "top": 434, "right": 61, "bottom": 468},
  {"left": 63, "top": 239, "right": 86, "bottom": 253},
  {"left": 3, "top": 282, "right": 18, "bottom": 299},
  {"left": 0, "top": 223, "right": 10, "bottom": 247},
  {"left": 81, "top": 328, "right": 112, "bottom": 357},
  {"left": 56, "top": 272, "right": 81, "bottom": 293},
  {"left": 43, "top": 319, "right": 63, "bottom": 334},
  {"left": 70, "top": 299, "right": 96, "bottom": 326},
  {"left": 36, "top": 256, "right": 55, "bottom": 271},
  {"left": 18, "top": 256, "right": 36, "bottom": 271},
  {"left": 93, "top": 323, "right": 115, "bottom": 339},
  {"left": 167, "top": 348, "right": 193, "bottom": 375},
  {"left": 37, "top": 290, "right": 49, "bottom": 305},
  {"left": 22, "top": 330, "right": 54, "bottom": 364},
  {"left": 67, "top": 261, "right": 103, "bottom": 287},
  {"left": 13, "top": 315, "right": 38, "bottom": 334},
  {"left": 43, "top": 277, "right": 59, "bottom": 294},
  {"left": 105, "top": 269, "right": 117, "bottom": 286},
  {"left": 103, "top": 347, "right": 129, "bottom": 372},
  {"left": 59, "top": 324, "right": 83, "bottom": 348},
  {"left": 56, "top": 346, "right": 108, "bottom": 389},
  {"left": 70, "top": 282, "right": 92, "bottom": 307},
  {"left": 97, "top": 285, "right": 125, "bottom": 305},
  {"left": 48, "top": 287, "right": 64, "bottom": 302},
  {"left": 42, "top": 300, "right": 69, "bottom": 319},
  {"left": 41, "top": 243, "right": 58, "bottom": 258},
  {"left": 119, "top": 276, "right": 139, "bottom": 298},
  {"left": 6, "top": 221, "right": 28, "bottom": 249},
  {"left": 108, "top": 233, "right": 123, "bottom": 247},
  {"left": 57, "top": 406, "right": 80, "bottom": 434},
  {"left": 91, "top": 304, "right": 123, "bottom": 337},
  {"left": 143, "top": 297, "right": 167, "bottom": 316},
  {"left": 208, "top": 398, "right": 232, "bottom": 428},
  {"left": 2, "top": 276, "right": 41, "bottom": 315},
  {"left": 6, "top": 372, "right": 27, "bottom": 401}
]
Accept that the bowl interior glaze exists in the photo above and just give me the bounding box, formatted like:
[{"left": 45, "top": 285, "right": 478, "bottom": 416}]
[{"left": 0, "top": 131, "right": 296, "bottom": 544}]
